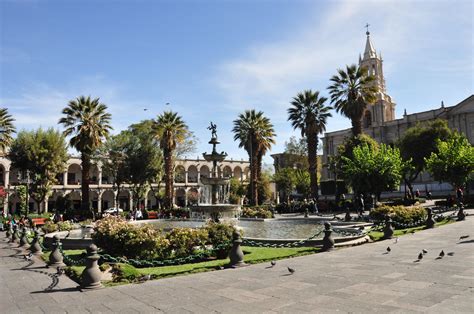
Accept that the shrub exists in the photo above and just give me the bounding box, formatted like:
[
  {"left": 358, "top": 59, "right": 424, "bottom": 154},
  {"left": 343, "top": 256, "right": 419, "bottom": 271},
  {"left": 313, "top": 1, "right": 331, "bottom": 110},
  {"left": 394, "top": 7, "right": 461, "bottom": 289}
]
[
  {"left": 41, "top": 221, "right": 58, "bottom": 234},
  {"left": 204, "top": 221, "right": 237, "bottom": 259},
  {"left": 57, "top": 221, "right": 75, "bottom": 231},
  {"left": 165, "top": 228, "right": 208, "bottom": 258},
  {"left": 93, "top": 216, "right": 170, "bottom": 260},
  {"left": 241, "top": 206, "right": 273, "bottom": 218},
  {"left": 370, "top": 205, "right": 426, "bottom": 225}
]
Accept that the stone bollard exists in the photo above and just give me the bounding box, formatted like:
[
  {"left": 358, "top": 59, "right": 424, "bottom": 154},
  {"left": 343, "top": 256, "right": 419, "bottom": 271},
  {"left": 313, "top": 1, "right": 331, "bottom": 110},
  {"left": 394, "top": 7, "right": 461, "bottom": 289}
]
[
  {"left": 48, "top": 235, "right": 66, "bottom": 268},
  {"left": 19, "top": 226, "right": 29, "bottom": 248},
  {"left": 227, "top": 230, "right": 247, "bottom": 268},
  {"left": 426, "top": 207, "right": 435, "bottom": 228},
  {"left": 80, "top": 244, "right": 103, "bottom": 290},
  {"left": 457, "top": 204, "right": 466, "bottom": 221},
  {"left": 322, "top": 222, "right": 335, "bottom": 252},
  {"left": 11, "top": 225, "right": 19, "bottom": 243},
  {"left": 29, "top": 230, "right": 43, "bottom": 256},
  {"left": 383, "top": 216, "right": 394, "bottom": 239}
]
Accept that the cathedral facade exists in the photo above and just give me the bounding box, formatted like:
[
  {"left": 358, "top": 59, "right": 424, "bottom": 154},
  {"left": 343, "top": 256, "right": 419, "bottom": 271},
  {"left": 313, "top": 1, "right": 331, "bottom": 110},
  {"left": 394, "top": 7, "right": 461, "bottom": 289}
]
[{"left": 321, "top": 32, "right": 474, "bottom": 194}]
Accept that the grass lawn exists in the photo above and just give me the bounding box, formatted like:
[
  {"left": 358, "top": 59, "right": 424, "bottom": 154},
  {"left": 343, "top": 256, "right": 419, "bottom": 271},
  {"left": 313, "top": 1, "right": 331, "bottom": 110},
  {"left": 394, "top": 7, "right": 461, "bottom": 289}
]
[
  {"left": 367, "top": 218, "right": 454, "bottom": 241},
  {"left": 61, "top": 246, "right": 319, "bottom": 286}
]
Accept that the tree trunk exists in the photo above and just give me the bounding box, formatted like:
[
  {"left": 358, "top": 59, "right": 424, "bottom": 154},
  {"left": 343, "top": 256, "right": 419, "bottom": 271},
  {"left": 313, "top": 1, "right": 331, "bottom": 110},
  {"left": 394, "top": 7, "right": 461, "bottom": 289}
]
[
  {"left": 351, "top": 116, "right": 363, "bottom": 137},
  {"left": 249, "top": 146, "right": 259, "bottom": 206},
  {"left": 164, "top": 149, "right": 174, "bottom": 209},
  {"left": 81, "top": 154, "right": 91, "bottom": 214},
  {"left": 307, "top": 132, "right": 319, "bottom": 199}
]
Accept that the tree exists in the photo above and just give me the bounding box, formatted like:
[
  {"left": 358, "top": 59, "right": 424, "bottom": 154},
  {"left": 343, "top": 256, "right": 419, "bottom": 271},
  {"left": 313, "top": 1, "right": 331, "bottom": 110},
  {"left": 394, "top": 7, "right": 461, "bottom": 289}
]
[
  {"left": 59, "top": 96, "right": 112, "bottom": 214},
  {"left": 425, "top": 132, "right": 474, "bottom": 191},
  {"left": 0, "top": 108, "right": 16, "bottom": 153},
  {"left": 152, "top": 111, "right": 189, "bottom": 209},
  {"left": 328, "top": 64, "right": 377, "bottom": 136},
  {"left": 397, "top": 119, "right": 452, "bottom": 198},
  {"left": 273, "top": 168, "right": 296, "bottom": 203},
  {"left": 288, "top": 90, "right": 332, "bottom": 198},
  {"left": 9, "top": 128, "right": 68, "bottom": 213},
  {"left": 126, "top": 124, "right": 163, "bottom": 210},
  {"left": 294, "top": 169, "right": 311, "bottom": 198},
  {"left": 232, "top": 110, "right": 276, "bottom": 206},
  {"left": 341, "top": 143, "right": 404, "bottom": 200},
  {"left": 94, "top": 132, "right": 130, "bottom": 213},
  {"left": 284, "top": 136, "right": 308, "bottom": 156}
]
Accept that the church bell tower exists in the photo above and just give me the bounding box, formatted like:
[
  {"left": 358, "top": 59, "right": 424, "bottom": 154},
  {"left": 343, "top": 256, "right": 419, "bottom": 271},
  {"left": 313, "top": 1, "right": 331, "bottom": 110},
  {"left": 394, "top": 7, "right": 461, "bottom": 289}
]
[{"left": 359, "top": 28, "right": 396, "bottom": 128}]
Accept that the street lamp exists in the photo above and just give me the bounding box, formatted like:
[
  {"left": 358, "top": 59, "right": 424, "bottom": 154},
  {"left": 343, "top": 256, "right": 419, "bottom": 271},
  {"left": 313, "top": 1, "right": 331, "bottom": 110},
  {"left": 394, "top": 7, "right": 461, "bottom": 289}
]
[{"left": 17, "top": 170, "right": 31, "bottom": 216}]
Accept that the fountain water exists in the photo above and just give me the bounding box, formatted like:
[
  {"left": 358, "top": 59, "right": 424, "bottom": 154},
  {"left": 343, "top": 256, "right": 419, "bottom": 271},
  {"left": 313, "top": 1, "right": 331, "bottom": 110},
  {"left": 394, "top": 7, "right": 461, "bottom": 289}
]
[{"left": 191, "top": 122, "right": 241, "bottom": 220}]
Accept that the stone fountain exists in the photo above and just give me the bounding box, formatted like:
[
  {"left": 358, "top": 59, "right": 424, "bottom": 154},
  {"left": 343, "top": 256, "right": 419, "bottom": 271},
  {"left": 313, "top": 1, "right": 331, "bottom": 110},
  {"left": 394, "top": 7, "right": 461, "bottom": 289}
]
[{"left": 190, "top": 122, "right": 241, "bottom": 220}]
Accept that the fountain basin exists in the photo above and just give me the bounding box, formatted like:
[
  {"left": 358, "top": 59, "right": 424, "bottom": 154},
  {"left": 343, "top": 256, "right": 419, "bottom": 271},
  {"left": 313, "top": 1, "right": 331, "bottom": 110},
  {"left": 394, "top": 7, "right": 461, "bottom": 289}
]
[{"left": 190, "top": 204, "right": 241, "bottom": 220}]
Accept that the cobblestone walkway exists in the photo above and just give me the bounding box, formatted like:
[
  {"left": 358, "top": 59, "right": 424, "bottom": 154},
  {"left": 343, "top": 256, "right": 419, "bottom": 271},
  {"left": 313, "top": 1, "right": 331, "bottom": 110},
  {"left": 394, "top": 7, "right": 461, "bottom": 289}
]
[{"left": 1, "top": 218, "right": 473, "bottom": 313}]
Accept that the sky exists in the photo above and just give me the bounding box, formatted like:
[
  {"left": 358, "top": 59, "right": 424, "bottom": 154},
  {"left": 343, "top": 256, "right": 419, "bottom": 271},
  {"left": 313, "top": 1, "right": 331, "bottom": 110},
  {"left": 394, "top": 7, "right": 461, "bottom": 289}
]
[{"left": 1, "top": 0, "right": 472, "bottom": 165}]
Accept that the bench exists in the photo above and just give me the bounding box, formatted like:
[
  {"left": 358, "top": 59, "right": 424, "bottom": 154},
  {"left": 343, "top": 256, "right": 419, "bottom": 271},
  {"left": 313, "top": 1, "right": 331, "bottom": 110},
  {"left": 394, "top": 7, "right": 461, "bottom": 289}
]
[
  {"left": 147, "top": 212, "right": 158, "bottom": 219},
  {"left": 31, "top": 217, "right": 48, "bottom": 226}
]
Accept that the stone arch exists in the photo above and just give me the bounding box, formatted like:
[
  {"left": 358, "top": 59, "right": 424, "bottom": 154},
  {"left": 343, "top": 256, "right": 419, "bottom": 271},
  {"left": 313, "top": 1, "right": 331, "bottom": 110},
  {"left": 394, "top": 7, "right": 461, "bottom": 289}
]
[
  {"left": 175, "top": 188, "right": 186, "bottom": 207},
  {"left": 223, "top": 166, "right": 232, "bottom": 178},
  {"left": 175, "top": 165, "right": 186, "bottom": 183},
  {"left": 118, "top": 190, "right": 131, "bottom": 211},
  {"left": 101, "top": 190, "right": 115, "bottom": 211},
  {"left": 187, "top": 165, "right": 198, "bottom": 183},
  {"left": 89, "top": 190, "right": 99, "bottom": 210},
  {"left": 243, "top": 167, "right": 250, "bottom": 181},
  {"left": 67, "top": 163, "right": 82, "bottom": 185},
  {"left": 233, "top": 166, "right": 242, "bottom": 181},
  {"left": 200, "top": 165, "right": 210, "bottom": 179}
]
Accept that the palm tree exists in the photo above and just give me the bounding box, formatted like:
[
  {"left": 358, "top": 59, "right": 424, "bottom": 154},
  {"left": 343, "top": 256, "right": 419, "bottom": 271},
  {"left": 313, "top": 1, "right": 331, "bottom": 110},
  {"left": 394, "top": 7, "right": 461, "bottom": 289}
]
[
  {"left": 232, "top": 110, "right": 275, "bottom": 206},
  {"left": 153, "top": 111, "right": 188, "bottom": 209},
  {"left": 288, "top": 90, "right": 332, "bottom": 199},
  {"left": 59, "top": 96, "right": 112, "bottom": 214},
  {"left": 327, "top": 64, "right": 377, "bottom": 136},
  {"left": 0, "top": 108, "right": 16, "bottom": 153}
]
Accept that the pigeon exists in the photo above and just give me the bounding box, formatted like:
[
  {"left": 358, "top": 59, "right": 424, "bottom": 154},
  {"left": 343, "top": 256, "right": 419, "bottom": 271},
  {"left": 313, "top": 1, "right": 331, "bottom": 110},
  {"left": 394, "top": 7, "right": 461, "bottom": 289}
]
[
  {"left": 394, "top": 237, "right": 399, "bottom": 244},
  {"left": 24, "top": 253, "right": 33, "bottom": 261},
  {"left": 270, "top": 260, "right": 276, "bottom": 267},
  {"left": 418, "top": 252, "right": 423, "bottom": 260},
  {"left": 459, "top": 235, "right": 470, "bottom": 240},
  {"left": 143, "top": 108, "right": 148, "bottom": 111},
  {"left": 439, "top": 250, "right": 445, "bottom": 258},
  {"left": 56, "top": 267, "right": 64, "bottom": 276},
  {"left": 447, "top": 252, "right": 455, "bottom": 257},
  {"left": 287, "top": 267, "right": 295, "bottom": 275},
  {"left": 386, "top": 246, "right": 391, "bottom": 253},
  {"left": 422, "top": 249, "right": 428, "bottom": 254},
  {"left": 138, "top": 274, "right": 151, "bottom": 282}
]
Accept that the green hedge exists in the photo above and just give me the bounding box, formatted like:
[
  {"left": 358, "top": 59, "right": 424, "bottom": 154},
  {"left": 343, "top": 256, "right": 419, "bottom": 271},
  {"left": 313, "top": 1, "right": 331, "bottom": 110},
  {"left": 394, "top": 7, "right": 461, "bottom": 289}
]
[{"left": 370, "top": 205, "right": 427, "bottom": 225}]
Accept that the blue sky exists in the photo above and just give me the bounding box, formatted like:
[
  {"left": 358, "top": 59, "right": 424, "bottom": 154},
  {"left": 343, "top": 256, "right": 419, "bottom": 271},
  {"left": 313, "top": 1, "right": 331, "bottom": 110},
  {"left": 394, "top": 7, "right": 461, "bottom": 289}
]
[{"left": 1, "top": 0, "right": 472, "bottom": 165}]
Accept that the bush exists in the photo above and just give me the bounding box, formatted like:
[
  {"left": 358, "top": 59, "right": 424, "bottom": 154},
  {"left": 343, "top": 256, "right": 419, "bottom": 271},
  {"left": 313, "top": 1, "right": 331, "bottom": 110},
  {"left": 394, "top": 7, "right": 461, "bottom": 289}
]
[
  {"left": 93, "top": 216, "right": 170, "bottom": 260},
  {"left": 370, "top": 205, "right": 427, "bottom": 225},
  {"left": 165, "top": 228, "right": 208, "bottom": 258},
  {"left": 241, "top": 206, "right": 273, "bottom": 218},
  {"left": 41, "top": 221, "right": 58, "bottom": 234},
  {"left": 204, "top": 221, "right": 237, "bottom": 259},
  {"left": 57, "top": 221, "right": 75, "bottom": 231}
]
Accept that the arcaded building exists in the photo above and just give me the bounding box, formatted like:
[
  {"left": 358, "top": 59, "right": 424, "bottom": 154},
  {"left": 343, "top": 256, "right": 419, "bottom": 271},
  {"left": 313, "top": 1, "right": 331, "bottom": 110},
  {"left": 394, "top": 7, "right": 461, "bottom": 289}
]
[
  {"left": 0, "top": 156, "right": 250, "bottom": 214},
  {"left": 322, "top": 31, "right": 474, "bottom": 193}
]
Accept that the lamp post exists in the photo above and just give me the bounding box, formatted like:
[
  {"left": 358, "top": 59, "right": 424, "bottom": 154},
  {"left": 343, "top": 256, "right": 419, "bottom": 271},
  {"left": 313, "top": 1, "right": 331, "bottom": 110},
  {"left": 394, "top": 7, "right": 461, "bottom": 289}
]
[{"left": 17, "top": 170, "right": 31, "bottom": 216}]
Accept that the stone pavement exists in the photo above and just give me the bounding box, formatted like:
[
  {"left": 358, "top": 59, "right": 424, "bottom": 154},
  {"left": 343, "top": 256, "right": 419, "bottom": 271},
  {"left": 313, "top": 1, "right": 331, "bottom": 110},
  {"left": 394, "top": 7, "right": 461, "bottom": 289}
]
[{"left": 1, "top": 218, "right": 473, "bottom": 313}]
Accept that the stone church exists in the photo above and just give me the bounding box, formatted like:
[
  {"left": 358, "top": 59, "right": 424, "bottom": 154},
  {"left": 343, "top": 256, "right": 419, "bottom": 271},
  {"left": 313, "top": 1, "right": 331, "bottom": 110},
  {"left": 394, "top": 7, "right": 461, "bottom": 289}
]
[{"left": 321, "top": 31, "right": 474, "bottom": 194}]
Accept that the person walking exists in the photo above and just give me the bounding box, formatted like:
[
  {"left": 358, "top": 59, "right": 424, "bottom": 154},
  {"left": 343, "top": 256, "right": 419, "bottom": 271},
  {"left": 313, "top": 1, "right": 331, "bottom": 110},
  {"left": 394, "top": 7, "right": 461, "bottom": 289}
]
[
  {"left": 358, "top": 194, "right": 365, "bottom": 216},
  {"left": 456, "top": 187, "right": 464, "bottom": 207}
]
